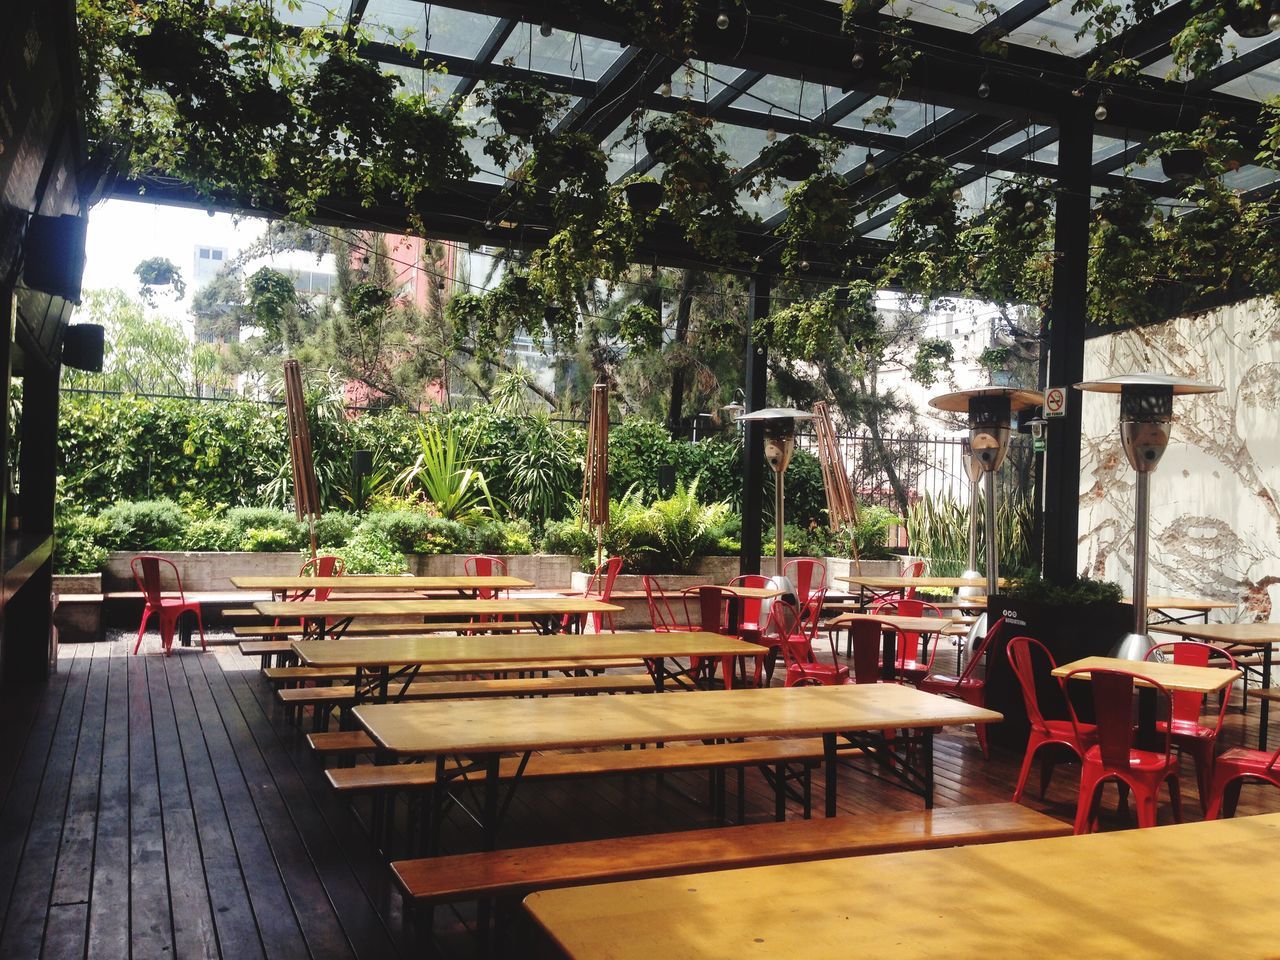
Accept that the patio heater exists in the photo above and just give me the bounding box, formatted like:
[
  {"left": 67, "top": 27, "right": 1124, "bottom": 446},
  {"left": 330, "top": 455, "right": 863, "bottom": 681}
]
[
  {"left": 957, "top": 437, "right": 985, "bottom": 598},
  {"left": 929, "top": 387, "right": 1043, "bottom": 598},
  {"left": 737, "top": 407, "right": 814, "bottom": 570},
  {"left": 1075, "top": 373, "right": 1223, "bottom": 660}
]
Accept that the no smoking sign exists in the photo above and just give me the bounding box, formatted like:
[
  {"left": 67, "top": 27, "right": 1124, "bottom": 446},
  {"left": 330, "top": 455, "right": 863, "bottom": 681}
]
[{"left": 1044, "top": 386, "right": 1067, "bottom": 418}]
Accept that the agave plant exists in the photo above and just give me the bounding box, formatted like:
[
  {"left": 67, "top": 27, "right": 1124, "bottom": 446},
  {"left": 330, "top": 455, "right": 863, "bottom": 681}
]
[
  {"left": 906, "top": 492, "right": 1033, "bottom": 577},
  {"left": 394, "top": 419, "right": 499, "bottom": 524}
]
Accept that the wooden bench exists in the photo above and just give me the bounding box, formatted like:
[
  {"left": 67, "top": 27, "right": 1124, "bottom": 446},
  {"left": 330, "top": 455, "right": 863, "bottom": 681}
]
[
  {"left": 390, "top": 803, "right": 1069, "bottom": 930},
  {"left": 233, "top": 619, "right": 538, "bottom": 639},
  {"left": 280, "top": 673, "right": 660, "bottom": 730}
]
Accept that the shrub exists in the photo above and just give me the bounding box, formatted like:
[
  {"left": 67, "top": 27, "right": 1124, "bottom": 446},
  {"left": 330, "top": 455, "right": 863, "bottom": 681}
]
[
  {"left": 239, "top": 527, "right": 298, "bottom": 552},
  {"left": 313, "top": 512, "right": 356, "bottom": 548},
  {"left": 54, "top": 512, "right": 109, "bottom": 574},
  {"left": 1006, "top": 575, "right": 1123, "bottom": 606},
  {"left": 469, "top": 519, "right": 535, "bottom": 556},
  {"left": 225, "top": 507, "right": 306, "bottom": 547},
  {"left": 645, "top": 481, "right": 729, "bottom": 573},
  {"left": 181, "top": 517, "right": 239, "bottom": 551},
  {"left": 331, "top": 532, "right": 408, "bottom": 574},
  {"left": 355, "top": 509, "right": 468, "bottom": 555},
  {"left": 540, "top": 518, "right": 596, "bottom": 563},
  {"left": 99, "top": 499, "right": 187, "bottom": 551}
]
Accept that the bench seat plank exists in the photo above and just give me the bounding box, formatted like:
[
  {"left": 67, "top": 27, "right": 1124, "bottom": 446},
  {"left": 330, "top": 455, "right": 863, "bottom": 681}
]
[
  {"left": 280, "top": 673, "right": 658, "bottom": 707},
  {"left": 391, "top": 803, "right": 1069, "bottom": 904},
  {"left": 234, "top": 620, "right": 537, "bottom": 638}
]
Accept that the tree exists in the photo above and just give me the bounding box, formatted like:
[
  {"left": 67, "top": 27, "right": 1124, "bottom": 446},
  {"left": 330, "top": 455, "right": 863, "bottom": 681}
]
[{"left": 190, "top": 264, "right": 249, "bottom": 343}]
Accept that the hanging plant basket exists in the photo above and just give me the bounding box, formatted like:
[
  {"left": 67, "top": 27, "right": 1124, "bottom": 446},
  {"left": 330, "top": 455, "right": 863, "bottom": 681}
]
[
  {"left": 492, "top": 90, "right": 545, "bottom": 138},
  {"left": 643, "top": 126, "right": 680, "bottom": 159},
  {"left": 1161, "top": 148, "right": 1207, "bottom": 182},
  {"left": 239, "top": 82, "right": 293, "bottom": 129},
  {"left": 130, "top": 21, "right": 223, "bottom": 86},
  {"left": 891, "top": 155, "right": 948, "bottom": 200},
  {"left": 759, "top": 138, "right": 821, "bottom": 182},
  {"left": 623, "top": 178, "right": 664, "bottom": 213},
  {"left": 1226, "top": 0, "right": 1276, "bottom": 37}
]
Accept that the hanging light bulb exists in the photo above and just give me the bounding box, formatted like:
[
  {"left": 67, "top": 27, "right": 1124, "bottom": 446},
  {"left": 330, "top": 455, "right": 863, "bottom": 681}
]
[
  {"left": 864, "top": 151, "right": 876, "bottom": 176},
  {"left": 851, "top": 48, "right": 865, "bottom": 69},
  {"left": 977, "top": 74, "right": 991, "bottom": 99},
  {"left": 1094, "top": 92, "right": 1109, "bottom": 122},
  {"left": 799, "top": 260, "right": 811, "bottom": 272},
  {"left": 953, "top": 187, "right": 964, "bottom": 202},
  {"left": 766, "top": 127, "right": 777, "bottom": 142},
  {"left": 539, "top": 21, "right": 553, "bottom": 37},
  {"left": 716, "top": 2, "right": 731, "bottom": 29},
  {"left": 1271, "top": 6, "right": 1280, "bottom": 30},
  {"left": 484, "top": 219, "right": 496, "bottom": 230},
  {"left": 1024, "top": 198, "right": 1037, "bottom": 215},
  {"left": 660, "top": 80, "right": 673, "bottom": 97}
]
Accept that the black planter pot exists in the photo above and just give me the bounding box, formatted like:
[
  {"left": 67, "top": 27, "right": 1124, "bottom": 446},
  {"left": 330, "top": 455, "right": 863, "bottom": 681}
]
[
  {"left": 643, "top": 127, "right": 679, "bottom": 159},
  {"left": 982, "top": 595, "right": 1133, "bottom": 750},
  {"left": 623, "top": 179, "right": 664, "bottom": 213},
  {"left": 1227, "top": 1, "right": 1275, "bottom": 37},
  {"left": 763, "top": 140, "right": 821, "bottom": 182},
  {"left": 131, "top": 22, "right": 221, "bottom": 87},
  {"left": 895, "top": 168, "right": 936, "bottom": 200},
  {"left": 1161, "top": 148, "right": 1207, "bottom": 182},
  {"left": 240, "top": 84, "right": 293, "bottom": 129},
  {"left": 492, "top": 94, "right": 543, "bottom": 138}
]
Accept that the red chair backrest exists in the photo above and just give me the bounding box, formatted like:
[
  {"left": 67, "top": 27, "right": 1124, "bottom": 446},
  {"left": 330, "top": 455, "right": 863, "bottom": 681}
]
[
  {"left": 465, "top": 555, "right": 508, "bottom": 599},
  {"left": 695, "top": 585, "right": 732, "bottom": 635},
  {"left": 783, "top": 558, "right": 826, "bottom": 605},
  {"left": 1061, "top": 667, "right": 1174, "bottom": 765},
  {"left": 729, "top": 574, "right": 768, "bottom": 627},
  {"left": 901, "top": 559, "right": 925, "bottom": 598},
  {"left": 766, "top": 601, "right": 810, "bottom": 669},
  {"left": 584, "top": 557, "right": 623, "bottom": 600},
  {"left": 298, "top": 554, "right": 344, "bottom": 602},
  {"left": 1005, "top": 636, "right": 1056, "bottom": 733},
  {"left": 1145, "top": 640, "right": 1234, "bottom": 729},
  {"left": 643, "top": 576, "right": 683, "bottom": 631},
  {"left": 957, "top": 617, "right": 1005, "bottom": 684},
  {"left": 798, "top": 587, "right": 827, "bottom": 641},
  {"left": 844, "top": 620, "right": 883, "bottom": 683},
  {"left": 131, "top": 555, "right": 183, "bottom": 607},
  {"left": 874, "top": 599, "right": 941, "bottom": 666}
]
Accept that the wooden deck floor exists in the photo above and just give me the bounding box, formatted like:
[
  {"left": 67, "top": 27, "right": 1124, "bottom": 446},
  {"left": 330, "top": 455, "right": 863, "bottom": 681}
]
[{"left": 2, "top": 637, "right": 1279, "bottom": 959}]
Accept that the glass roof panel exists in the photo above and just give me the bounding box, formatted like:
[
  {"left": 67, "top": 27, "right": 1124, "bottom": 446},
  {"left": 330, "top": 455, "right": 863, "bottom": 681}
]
[
  {"left": 493, "top": 27, "right": 627, "bottom": 80},
  {"left": 736, "top": 75, "right": 839, "bottom": 120},
  {"left": 1141, "top": 32, "right": 1279, "bottom": 85},
  {"left": 741, "top": 184, "right": 786, "bottom": 221},
  {"left": 362, "top": 0, "right": 503, "bottom": 59},
  {"left": 668, "top": 62, "right": 745, "bottom": 102},
  {"left": 1092, "top": 135, "right": 1128, "bottom": 164},
  {"left": 1215, "top": 57, "right": 1280, "bottom": 101},
  {"left": 987, "top": 125, "right": 1052, "bottom": 156},
  {"left": 835, "top": 97, "right": 932, "bottom": 136},
  {"left": 1124, "top": 154, "right": 1167, "bottom": 183},
  {"left": 274, "top": 0, "right": 343, "bottom": 29},
  {"left": 1225, "top": 164, "right": 1280, "bottom": 192},
  {"left": 381, "top": 63, "right": 464, "bottom": 102},
  {"left": 875, "top": 0, "right": 1013, "bottom": 34},
  {"left": 713, "top": 122, "right": 772, "bottom": 170}
]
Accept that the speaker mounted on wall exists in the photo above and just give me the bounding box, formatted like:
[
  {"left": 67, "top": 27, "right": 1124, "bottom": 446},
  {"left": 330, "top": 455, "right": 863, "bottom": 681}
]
[
  {"left": 62, "top": 324, "right": 105, "bottom": 372},
  {"left": 22, "top": 214, "right": 88, "bottom": 304}
]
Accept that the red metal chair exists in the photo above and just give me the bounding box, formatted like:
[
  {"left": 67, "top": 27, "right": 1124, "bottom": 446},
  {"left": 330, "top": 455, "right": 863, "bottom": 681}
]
[
  {"left": 1005, "top": 636, "right": 1098, "bottom": 803},
  {"left": 783, "top": 558, "right": 826, "bottom": 610},
  {"left": 768, "top": 600, "right": 848, "bottom": 687},
  {"left": 464, "top": 554, "right": 509, "bottom": 598},
  {"left": 901, "top": 558, "right": 926, "bottom": 600},
  {"left": 1062, "top": 667, "right": 1183, "bottom": 834},
  {"left": 1144, "top": 640, "right": 1236, "bottom": 807},
  {"left": 919, "top": 617, "right": 1006, "bottom": 759},
  {"left": 691, "top": 584, "right": 760, "bottom": 688},
  {"left": 872, "top": 598, "right": 944, "bottom": 684},
  {"left": 643, "top": 576, "right": 697, "bottom": 632},
  {"left": 131, "top": 555, "right": 206, "bottom": 656},
  {"left": 728, "top": 574, "right": 770, "bottom": 638},
  {"left": 572, "top": 556, "right": 623, "bottom": 633},
  {"left": 835, "top": 619, "right": 891, "bottom": 685},
  {"left": 1204, "top": 743, "right": 1280, "bottom": 819}
]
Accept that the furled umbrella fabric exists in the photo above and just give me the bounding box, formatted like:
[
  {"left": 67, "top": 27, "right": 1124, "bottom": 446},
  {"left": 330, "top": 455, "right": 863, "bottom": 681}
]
[
  {"left": 812, "top": 401, "right": 861, "bottom": 571},
  {"left": 283, "top": 358, "right": 322, "bottom": 557},
  {"left": 581, "top": 382, "right": 610, "bottom": 566}
]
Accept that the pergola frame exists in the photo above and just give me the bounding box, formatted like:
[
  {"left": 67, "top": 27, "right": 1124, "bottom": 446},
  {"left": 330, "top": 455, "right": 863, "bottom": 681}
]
[{"left": 113, "top": 0, "right": 1280, "bottom": 581}]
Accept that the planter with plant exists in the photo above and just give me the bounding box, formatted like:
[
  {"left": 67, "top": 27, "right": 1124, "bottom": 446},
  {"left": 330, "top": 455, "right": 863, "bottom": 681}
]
[
  {"left": 983, "top": 575, "right": 1131, "bottom": 748},
  {"left": 621, "top": 175, "right": 664, "bottom": 214}
]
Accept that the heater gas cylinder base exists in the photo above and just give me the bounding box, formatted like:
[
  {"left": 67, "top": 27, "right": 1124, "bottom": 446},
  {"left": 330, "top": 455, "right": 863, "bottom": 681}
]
[
  {"left": 1109, "top": 631, "right": 1155, "bottom": 661},
  {"left": 958, "top": 570, "right": 984, "bottom": 598}
]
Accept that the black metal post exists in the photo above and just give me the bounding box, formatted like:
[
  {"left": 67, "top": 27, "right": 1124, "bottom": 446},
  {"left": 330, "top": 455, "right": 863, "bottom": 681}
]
[
  {"left": 740, "top": 274, "right": 770, "bottom": 576},
  {"left": 1040, "top": 106, "right": 1092, "bottom": 584}
]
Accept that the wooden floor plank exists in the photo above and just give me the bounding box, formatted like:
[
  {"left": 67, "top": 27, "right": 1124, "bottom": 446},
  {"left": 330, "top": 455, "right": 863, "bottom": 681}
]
[
  {"left": 87, "top": 648, "right": 132, "bottom": 960},
  {"left": 147, "top": 655, "right": 220, "bottom": 960},
  {"left": 163, "top": 654, "right": 266, "bottom": 960},
  {"left": 128, "top": 653, "right": 174, "bottom": 960},
  {"left": 178, "top": 653, "right": 310, "bottom": 960},
  {"left": 0, "top": 650, "right": 90, "bottom": 959}
]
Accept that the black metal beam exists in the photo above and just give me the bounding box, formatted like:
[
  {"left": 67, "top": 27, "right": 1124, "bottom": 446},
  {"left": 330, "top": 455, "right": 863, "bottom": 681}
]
[
  {"left": 1040, "top": 105, "right": 1093, "bottom": 584},
  {"left": 740, "top": 274, "right": 770, "bottom": 576},
  {"left": 448, "top": 18, "right": 521, "bottom": 110},
  {"left": 1188, "top": 35, "right": 1280, "bottom": 93},
  {"left": 558, "top": 48, "right": 676, "bottom": 137}
]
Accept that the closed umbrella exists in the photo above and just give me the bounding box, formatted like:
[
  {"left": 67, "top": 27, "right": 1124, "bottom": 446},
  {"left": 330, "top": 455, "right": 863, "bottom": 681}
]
[
  {"left": 580, "top": 382, "right": 610, "bottom": 566},
  {"left": 812, "top": 401, "right": 861, "bottom": 572},
  {"left": 283, "top": 359, "right": 321, "bottom": 558}
]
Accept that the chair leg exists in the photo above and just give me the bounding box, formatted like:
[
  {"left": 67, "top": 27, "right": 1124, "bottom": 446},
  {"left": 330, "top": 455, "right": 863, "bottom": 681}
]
[
  {"left": 1223, "top": 779, "right": 1244, "bottom": 818},
  {"left": 194, "top": 608, "right": 207, "bottom": 651},
  {"left": 1167, "top": 774, "right": 1183, "bottom": 824},
  {"left": 975, "top": 722, "right": 990, "bottom": 760},
  {"left": 1073, "top": 769, "right": 1104, "bottom": 835},
  {"left": 134, "top": 608, "right": 153, "bottom": 655},
  {"left": 1012, "top": 735, "right": 1044, "bottom": 803},
  {"left": 1188, "top": 740, "right": 1213, "bottom": 810},
  {"left": 1038, "top": 751, "right": 1059, "bottom": 801}
]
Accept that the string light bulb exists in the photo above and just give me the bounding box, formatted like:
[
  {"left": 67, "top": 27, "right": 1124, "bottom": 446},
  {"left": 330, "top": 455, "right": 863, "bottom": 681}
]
[
  {"left": 1024, "top": 198, "right": 1037, "bottom": 215},
  {"left": 799, "top": 260, "right": 811, "bottom": 272},
  {"left": 864, "top": 151, "right": 876, "bottom": 176},
  {"left": 1271, "top": 9, "right": 1280, "bottom": 30},
  {"left": 539, "top": 21, "right": 553, "bottom": 36},
  {"left": 660, "top": 80, "right": 672, "bottom": 97},
  {"left": 977, "top": 73, "right": 991, "bottom": 99},
  {"left": 1094, "top": 92, "right": 1108, "bottom": 121},
  {"left": 716, "top": 2, "right": 731, "bottom": 29},
  {"left": 766, "top": 127, "right": 777, "bottom": 142}
]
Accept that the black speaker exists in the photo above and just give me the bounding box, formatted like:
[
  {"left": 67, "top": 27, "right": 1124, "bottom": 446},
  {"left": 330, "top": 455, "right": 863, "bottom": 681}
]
[
  {"left": 657, "top": 464, "right": 676, "bottom": 499},
  {"left": 62, "top": 324, "right": 105, "bottom": 372},
  {"left": 22, "top": 214, "right": 88, "bottom": 304}
]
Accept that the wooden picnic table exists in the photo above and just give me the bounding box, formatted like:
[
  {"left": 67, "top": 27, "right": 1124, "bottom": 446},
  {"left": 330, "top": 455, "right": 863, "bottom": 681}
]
[
  {"left": 252, "top": 597, "right": 624, "bottom": 639},
  {"left": 1152, "top": 621, "right": 1280, "bottom": 749},
  {"left": 230, "top": 574, "right": 532, "bottom": 597},
  {"left": 1129, "top": 594, "right": 1236, "bottom": 625},
  {"left": 290, "top": 631, "right": 766, "bottom": 698},
  {"left": 836, "top": 575, "right": 1005, "bottom": 610},
  {"left": 1053, "top": 655, "right": 1240, "bottom": 695},
  {"left": 354, "top": 683, "right": 1002, "bottom": 849},
  {"left": 715, "top": 585, "right": 786, "bottom": 600},
  {"left": 827, "top": 612, "right": 956, "bottom": 679},
  {"left": 524, "top": 813, "right": 1280, "bottom": 959}
]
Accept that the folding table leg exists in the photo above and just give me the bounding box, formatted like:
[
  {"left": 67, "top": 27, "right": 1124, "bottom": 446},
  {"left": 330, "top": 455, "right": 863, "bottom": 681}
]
[{"left": 823, "top": 732, "right": 838, "bottom": 816}]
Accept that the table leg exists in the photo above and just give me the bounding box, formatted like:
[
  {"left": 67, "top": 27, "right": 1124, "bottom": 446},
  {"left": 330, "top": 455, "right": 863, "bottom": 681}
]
[
  {"left": 721, "top": 656, "right": 734, "bottom": 690},
  {"left": 428, "top": 755, "right": 446, "bottom": 856},
  {"left": 922, "top": 729, "right": 934, "bottom": 810},
  {"left": 482, "top": 753, "right": 501, "bottom": 851},
  {"left": 823, "top": 732, "right": 838, "bottom": 817},
  {"left": 880, "top": 630, "right": 896, "bottom": 683},
  {"left": 1136, "top": 686, "right": 1158, "bottom": 752},
  {"left": 378, "top": 665, "right": 389, "bottom": 704},
  {"left": 1261, "top": 644, "right": 1273, "bottom": 752}
]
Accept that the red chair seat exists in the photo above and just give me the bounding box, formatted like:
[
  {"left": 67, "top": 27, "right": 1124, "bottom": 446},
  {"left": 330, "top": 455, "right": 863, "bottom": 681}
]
[
  {"left": 786, "top": 662, "right": 849, "bottom": 686},
  {"left": 1206, "top": 747, "right": 1280, "bottom": 819},
  {"left": 1158, "top": 719, "right": 1217, "bottom": 741},
  {"left": 1082, "top": 744, "right": 1178, "bottom": 774}
]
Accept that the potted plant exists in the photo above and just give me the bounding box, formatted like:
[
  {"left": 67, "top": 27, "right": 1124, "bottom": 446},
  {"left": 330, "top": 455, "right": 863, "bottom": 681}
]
[
  {"left": 983, "top": 575, "right": 1130, "bottom": 748},
  {"left": 1226, "top": 0, "right": 1278, "bottom": 37},
  {"left": 758, "top": 136, "right": 822, "bottom": 182},
  {"left": 622, "top": 175, "right": 664, "bottom": 213},
  {"left": 1161, "top": 148, "right": 1207, "bottom": 181},
  {"left": 489, "top": 81, "right": 555, "bottom": 138},
  {"left": 890, "top": 153, "right": 950, "bottom": 200},
  {"left": 129, "top": 19, "right": 226, "bottom": 87}
]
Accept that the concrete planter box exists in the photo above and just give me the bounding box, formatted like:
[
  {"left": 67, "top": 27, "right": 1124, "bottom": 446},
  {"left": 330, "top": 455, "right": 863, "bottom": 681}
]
[
  {"left": 105, "top": 550, "right": 579, "bottom": 592},
  {"left": 758, "top": 556, "right": 902, "bottom": 587},
  {"left": 53, "top": 573, "right": 103, "bottom": 644}
]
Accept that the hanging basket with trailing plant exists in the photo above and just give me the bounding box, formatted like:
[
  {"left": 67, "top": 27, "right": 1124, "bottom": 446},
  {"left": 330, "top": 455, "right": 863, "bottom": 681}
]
[
  {"left": 1160, "top": 148, "right": 1207, "bottom": 181},
  {"left": 890, "top": 154, "right": 950, "bottom": 200},
  {"left": 491, "top": 86, "right": 547, "bottom": 138},
  {"left": 128, "top": 19, "right": 225, "bottom": 87},
  {"left": 1226, "top": 0, "right": 1278, "bottom": 37},
  {"left": 622, "top": 176, "right": 664, "bottom": 213},
  {"left": 758, "top": 137, "right": 821, "bottom": 182}
]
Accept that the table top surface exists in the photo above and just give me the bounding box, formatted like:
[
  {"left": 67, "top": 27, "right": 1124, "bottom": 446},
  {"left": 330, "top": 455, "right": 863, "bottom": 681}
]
[
  {"left": 715, "top": 585, "right": 786, "bottom": 599},
  {"left": 353, "top": 682, "right": 1002, "bottom": 755},
  {"left": 836, "top": 575, "right": 1004, "bottom": 589},
  {"left": 1053, "top": 656, "right": 1240, "bottom": 695},
  {"left": 1152, "top": 622, "right": 1280, "bottom": 645},
  {"left": 828, "top": 613, "right": 956, "bottom": 633},
  {"left": 252, "top": 597, "right": 624, "bottom": 618},
  {"left": 1137, "top": 595, "right": 1237, "bottom": 611},
  {"left": 231, "top": 575, "right": 532, "bottom": 591},
  {"left": 524, "top": 814, "right": 1280, "bottom": 959},
  {"left": 291, "top": 631, "right": 763, "bottom": 668}
]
